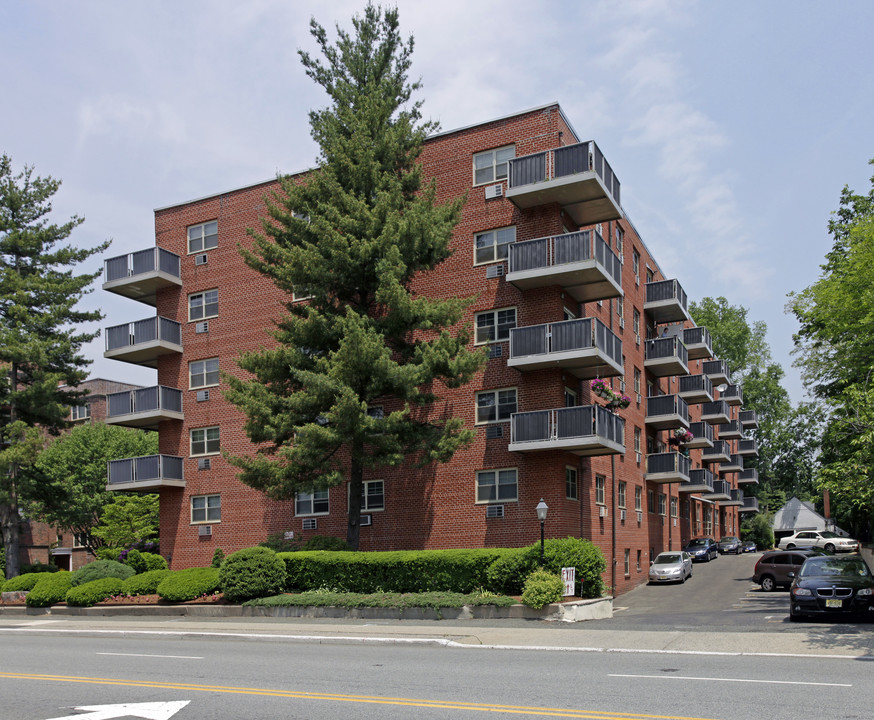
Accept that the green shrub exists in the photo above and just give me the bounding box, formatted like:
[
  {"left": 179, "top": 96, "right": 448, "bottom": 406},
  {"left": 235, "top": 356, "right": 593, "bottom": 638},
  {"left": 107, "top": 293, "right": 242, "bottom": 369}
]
[
  {"left": 122, "top": 569, "right": 170, "bottom": 596},
  {"left": 66, "top": 577, "right": 126, "bottom": 607},
  {"left": 21, "top": 562, "right": 59, "bottom": 574},
  {"left": 71, "top": 560, "right": 135, "bottom": 587},
  {"left": 219, "top": 547, "right": 286, "bottom": 602},
  {"left": 95, "top": 547, "right": 122, "bottom": 561},
  {"left": 26, "top": 572, "right": 73, "bottom": 608},
  {"left": 211, "top": 548, "right": 225, "bottom": 568},
  {"left": 0, "top": 547, "right": 5, "bottom": 579},
  {"left": 521, "top": 569, "right": 564, "bottom": 609},
  {"left": 245, "top": 591, "right": 517, "bottom": 609},
  {"left": 302, "top": 535, "right": 353, "bottom": 552},
  {"left": 122, "top": 549, "right": 146, "bottom": 573},
  {"left": 2, "top": 572, "right": 53, "bottom": 592},
  {"left": 141, "top": 552, "right": 168, "bottom": 571},
  {"left": 259, "top": 533, "right": 301, "bottom": 553},
  {"left": 486, "top": 549, "right": 536, "bottom": 595},
  {"left": 157, "top": 567, "right": 220, "bottom": 602}
]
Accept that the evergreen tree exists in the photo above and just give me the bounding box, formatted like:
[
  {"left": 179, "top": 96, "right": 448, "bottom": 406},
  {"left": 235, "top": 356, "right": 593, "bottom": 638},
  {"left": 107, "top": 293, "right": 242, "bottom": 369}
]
[
  {"left": 224, "top": 5, "right": 485, "bottom": 549},
  {"left": 0, "top": 154, "right": 107, "bottom": 578}
]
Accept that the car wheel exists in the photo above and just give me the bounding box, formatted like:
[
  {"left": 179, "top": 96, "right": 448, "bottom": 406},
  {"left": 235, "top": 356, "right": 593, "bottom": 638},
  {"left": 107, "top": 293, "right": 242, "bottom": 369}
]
[
  {"left": 786, "top": 543, "right": 795, "bottom": 549},
  {"left": 824, "top": 543, "right": 835, "bottom": 553},
  {"left": 789, "top": 611, "right": 805, "bottom": 622},
  {"left": 760, "top": 575, "right": 776, "bottom": 592}
]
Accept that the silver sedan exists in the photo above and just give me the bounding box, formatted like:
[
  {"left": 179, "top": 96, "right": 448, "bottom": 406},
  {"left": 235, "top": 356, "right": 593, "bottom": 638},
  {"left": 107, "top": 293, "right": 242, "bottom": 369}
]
[{"left": 648, "top": 551, "right": 693, "bottom": 583}]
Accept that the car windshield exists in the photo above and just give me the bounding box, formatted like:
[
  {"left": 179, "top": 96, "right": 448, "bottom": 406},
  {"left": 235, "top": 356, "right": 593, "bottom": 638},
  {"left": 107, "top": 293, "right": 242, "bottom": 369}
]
[
  {"left": 654, "top": 554, "right": 681, "bottom": 564},
  {"left": 720, "top": 537, "right": 735, "bottom": 543},
  {"left": 799, "top": 557, "right": 871, "bottom": 578},
  {"left": 819, "top": 531, "right": 838, "bottom": 538},
  {"left": 687, "top": 540, "right": 707, "bottom": 547}
]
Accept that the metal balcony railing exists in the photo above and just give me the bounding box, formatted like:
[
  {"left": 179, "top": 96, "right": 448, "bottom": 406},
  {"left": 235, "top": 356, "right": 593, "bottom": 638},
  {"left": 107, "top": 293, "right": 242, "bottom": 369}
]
[
  {"left": 104, "top": 247, "right": 181, "bottom": 283},
  {"left": 510, "top": 405, "right": 624, "bottom": 449},
  {"left": 105, "top": 316, "right": 182, "bottom": 352},
  {"left": 509, "top": 317, "right": 622, "bottom": 367},
  {"left": 508, "top": 229, "right": 621, "bottom": 286},
  {"left": 107, "top": 386, "right": 183, "bottom": 418},
  {"left": 107, "top": 454, "right": 184, "bottom": 488}
]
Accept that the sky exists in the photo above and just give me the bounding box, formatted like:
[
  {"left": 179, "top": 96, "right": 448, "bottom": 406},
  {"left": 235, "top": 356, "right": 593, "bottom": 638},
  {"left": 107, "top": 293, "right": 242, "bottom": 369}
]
[{"left": 2, "top": 0, "right": 872, "bottom": 404}]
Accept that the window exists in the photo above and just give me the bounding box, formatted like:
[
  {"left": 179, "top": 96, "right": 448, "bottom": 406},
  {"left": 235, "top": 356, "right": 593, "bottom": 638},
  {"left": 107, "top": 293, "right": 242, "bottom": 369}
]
[
  {"left": 473, "top": 146, "right": 515, "bottom": 185},
  {"left": 296, "top": 489, "right": 330, "bottom": 516},
  {"left": 475, "top": 226, "right": 516, "bottom": 265},
  {"left": 190, "top": 426, "right": 220, "bottom": 456},
  {"left": 658, "top": 493, "right": 667, "bottom": 516},
  {"left": 633, "top": 309, "right": 641, "bottom": 337},
  {"left": 476, "top": 468, "right": 518, "bottom": 503},
  {"left": 646, "top": 267, "right": 654, "bottom": 284},
  {"left": 633, "top": 367, "right": 641, "bottom": 395},
  {"left": 564, "top": 387, "right": 577, "bottom": 407},
  {"left": 563, "top": 306, "right": 576, "bottom": 321},
  {"left": 671, "top": 497, "right": 678, "bottom": 518},
  {"left": 360, "top": 480, "right": 385, "bottom": 512},
  {"left": 634, "top": 486, "right": 642, "bottom": 512},
  {"left": 188, "top": 221, "right": 218, "bottom": 253},
  {"left": 634, "top": 427, "right": 641, "bottom": 454},
  {"left": 70, "top": 404, "right": 90, "bottom": 421},
  {"left": 189, "top": 358, "right": 219, "bottom": 389},
  {"left": 475, "top": 307, "right": 516, "bottom": 344},
  {"left": 636, "top": 549, "right": 642, "bottom": 571},
  {"left": 191, "top": 494, "right": 220, "bottom": 523},
  {"left": 632, "top": 249, "right": 640, "bottom": 278},
  {"left": 566, "top": 467, "right": 578, "bottom": 500},
  {"left": 617, "top": 297, "right": 624, "bottom": 320},
  {"left": 647, "top": 489, "right": 655, "bottom": 513},
  {"left": 292, "top": 288, "right": 312, "bottom": 302},
  {"left": 189, "top": 289, "right": 218, "bottom": 321},
  {"left": 618, "top": 481, "right": 627, "bottom": 509},
  {"left": 595, "top": 474, "right": 606, "bottom": 505},
  {"left": 624, "top": 549, "right": 630, "bottom": 576},
  {"left": 476, "top": 388, "right": 517, "bottom": 424},
  {"left": 615, "top": 226, "right": 624, "bottom": 255}
]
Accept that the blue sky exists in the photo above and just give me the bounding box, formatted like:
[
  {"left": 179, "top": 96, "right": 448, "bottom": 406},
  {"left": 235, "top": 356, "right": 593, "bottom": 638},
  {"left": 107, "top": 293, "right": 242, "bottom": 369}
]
[{"left": 2, "top": 0, "right": 872, "bottom": 403}]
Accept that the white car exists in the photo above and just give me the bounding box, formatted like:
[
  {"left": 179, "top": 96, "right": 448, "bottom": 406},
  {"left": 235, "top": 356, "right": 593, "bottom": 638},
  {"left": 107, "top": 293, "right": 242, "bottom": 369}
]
[
  {"left": 648, "top": 551, "right": 693, "bottom": 583},
  {"left": 777, "top": 530, "right": 859, "bottom": 553}
]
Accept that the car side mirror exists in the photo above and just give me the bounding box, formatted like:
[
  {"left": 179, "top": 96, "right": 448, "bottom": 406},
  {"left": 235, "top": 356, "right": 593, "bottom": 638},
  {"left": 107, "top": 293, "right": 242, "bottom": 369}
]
[
  {"left": 787, "top": 572, "right": 795, "bottom": 578},
  {"left": 650, "top": 560, "right": 654, "bottom": 566}
]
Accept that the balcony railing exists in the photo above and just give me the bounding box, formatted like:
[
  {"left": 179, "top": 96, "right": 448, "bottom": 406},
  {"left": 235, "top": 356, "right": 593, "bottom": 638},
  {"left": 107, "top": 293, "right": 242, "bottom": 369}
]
[
  {"left": 740, "top": 496, "right": 760, "bottom": 513},
  {"left": 106, "top": 454, "right": 185, "bottom": 491},
  {"left": 739, "top": 410, "right": 759, "bottom": 429},
  {"left": 702, "top": 440, "right": 731, "bottom": 464},
  {"left": 738, "top": 438, "right": 759, "bottom": 457},
  {"left": 678, "top": 374, "right": 713, "bottom": 405},
  {"left": 701, "top": 399, "right": 730, "bottom": 425},
  {"left": 682, "top": 326, "right": 713, "bottom": 360},
  {"left": 738, "top": 468, "right": 759, "bottom": 485},
  {"left": 724, "top": 489, "right": 744, "bottom": 507},
  {"left": 645, "top": 451, "right": 691, "bottom": 484},
  {"left": 719, "top": 420, "right": 743, "bottom": 441},
  {"left": 506, "top": 141, "right": 622, "bottom": 226},
  {"left": 104, "top": 316, "right": 182, "bottom": 368},
  {"left": 722, "top": 383, "right": 743, "bottom": 406},
  {"left": 507, "top": 229, "right": 622, "bottom": 302},
  {"left": 644, "top": 394, "right": 689, "bottom": 431},
  {"left": 644, "top": 336, "right": 689, "bottom": 378},
  {"left": 103, "top": 247, "right": 182, "bottom": 306},
  {"left": 508, "top": 405, "right": 624, "bottom": 456},
  {"left": 508, "top": 317, "right": 623, "bottom": 378},
  {"left": 721, "top": 453, "right": 744, "bottom": 473},
  {"left": 703, "top": 479, "right": 731, "bottom": 501},
  {"left": 106, "top": 385, "right": 184, "bottom": 429},
  {"left": 644, "top": 279, "right": 690, "bottom": 324},
  {"left": 678, "top": 468, "right": 716, "bottom": 494},
  {"left": 686, "top": 421, "right": 715, "bottom": 449},
  {"left": 703, "top": 359, "right": 730, "bottom": 387}
]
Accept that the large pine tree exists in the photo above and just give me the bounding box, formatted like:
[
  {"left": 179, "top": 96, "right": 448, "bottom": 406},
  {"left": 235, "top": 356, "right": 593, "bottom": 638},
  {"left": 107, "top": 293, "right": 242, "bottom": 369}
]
[
  {"left": 0, "top": 154, "right": 107, "bottom": 578},
  {"left": 225, "top": 4, "right": 484, "bottom": 549}
]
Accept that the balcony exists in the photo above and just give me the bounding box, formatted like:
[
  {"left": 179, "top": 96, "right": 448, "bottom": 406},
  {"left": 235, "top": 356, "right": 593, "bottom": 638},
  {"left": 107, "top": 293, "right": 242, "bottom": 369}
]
[
  {"left": 682, "top": 326, "right": 713, "bottom": 360},
  {"left": 703, "top": 359, "right": 730, "bottom": 387},
  {"left": 645, "top": 394, "right": 689, "bottom": 431},
  {"left": 723, "top": 489, "right": 744, "bottom": 507},
  {"left": 702, "top": 479, "right": 731, "bottom": 501},
  {"left": 105, "top": 386, "right": 184, "bottom": 430},
  {"left": 739, "top": 410, "right": 759, "bottom": 430},
  {"left": 678, "top": 374, "right": 713, "bottom": 405},
  {"left": 685, "top": 421, "right": 714, "bottom": 449},
  {"left": 508, "top": 405, "right": 624, "bottom": 456},
  {"left": 507, "top": 229, "right": 622, "bottom": 302},
  {"left": 106, "top": 454, "right": 184, "bottom": 492},
  {"left": 719, "top": 420, "right": 743, "bottom": 441},
  {"left": 701, "top": 399, "right": 730, "bottom": 425},
  {"left": 722, "top": 383, "right": 743, "bottom": 406},
  {"left": 644, "top": 336, "right": 689, "bottom": 377},
  {"left": 645, "top": 451, "right": 691, "bottom": 484},
  {"left": 506, "top": 141, "right": 622, "bottom": 226},
  {"left": 721, "top": 454, "right": 744, "bottom": 474},
  {"left": 678, "top": 468, "right": 716, "bottom": 494},
  {"left": 104, "top": 316, "right": 182, "bottom": 368},
  {"left": 738, "top": 438, "right": 759, "bottom": 457},
  {"left": 702, "top": 440, "right": 731, "bottom": 464},
  {"left": 740, "top": 496, "right": 760, "bottom": 513},
  {"left": 103, "top": 248, "right": 182, "bottom": 306},
  {"left": 738, "top": 468, "right": 759, "bottom": 486},
  {"left": 644, "top": 279, "right": 691, "bottom": 324},
  {"left": 508, "top": 317, "right": 623, "bottom": 378}
]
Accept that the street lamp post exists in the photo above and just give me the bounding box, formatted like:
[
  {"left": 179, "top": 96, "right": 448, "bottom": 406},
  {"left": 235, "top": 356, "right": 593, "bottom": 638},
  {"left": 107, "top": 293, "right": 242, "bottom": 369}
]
[{"left": 536, "top": 499, "right": 548, "bottom": 566}]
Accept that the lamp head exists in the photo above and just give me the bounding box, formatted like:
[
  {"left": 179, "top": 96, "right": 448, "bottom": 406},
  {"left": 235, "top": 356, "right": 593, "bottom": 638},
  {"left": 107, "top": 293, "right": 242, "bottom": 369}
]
[{"left": 536, "top": 499, "right": 549, "bottom": 522}]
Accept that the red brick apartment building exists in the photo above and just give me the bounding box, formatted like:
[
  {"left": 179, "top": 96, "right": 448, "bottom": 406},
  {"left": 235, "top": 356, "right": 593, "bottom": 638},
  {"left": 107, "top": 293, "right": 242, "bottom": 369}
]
[{"left": 100, "top": 103, "right": 760, "bottom": 595}]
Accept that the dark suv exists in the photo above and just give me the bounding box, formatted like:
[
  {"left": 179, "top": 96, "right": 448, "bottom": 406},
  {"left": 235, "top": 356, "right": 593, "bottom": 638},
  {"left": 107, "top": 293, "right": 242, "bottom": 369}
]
[
  {"left": 684, "top": 537, "right": 719, "bottom": 562},
  {"left": 753, "top": 549, "right": 818, "bottom": 591}
]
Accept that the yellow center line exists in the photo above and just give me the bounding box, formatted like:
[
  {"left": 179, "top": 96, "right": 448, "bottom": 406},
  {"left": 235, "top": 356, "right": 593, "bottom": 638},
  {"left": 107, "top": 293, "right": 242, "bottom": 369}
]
[{"left": 0, "top": 671, "right": 720, "bottom": 720}]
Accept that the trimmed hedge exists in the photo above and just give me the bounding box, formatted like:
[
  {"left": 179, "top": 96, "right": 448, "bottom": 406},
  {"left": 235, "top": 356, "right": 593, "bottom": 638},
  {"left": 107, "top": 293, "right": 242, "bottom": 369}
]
[
  {"left": 66, "top": 577, "right": 126, "bottom": 607},
  {"left": 245, "top": 591, "right": 517, "bottom": 609},
  {"left": 2, "top": 572, "right": 53, "bottom": 593},
  {"left": 26, "top": 572, "right": 74, "bottom": 608},
  {"left": 71, "top": 560, "right": 135, "bottom": 587},
  {"left": 122, "top": 550, "right": 167, "bottom": 574},
  {"left": 521, "top": 570, "right": 564, "bottom": 609},
  {"left": 122, "top": 569, "right": 170, "bottom": 597},
  {"left": 219, "top": 547, "right": 285, "bottom": 603},
  {"left": 157, "top": 567, "right": 220, "bottom": 602},
  {"left": 21, "top": 562, "right": 59, "bottom": 574}
]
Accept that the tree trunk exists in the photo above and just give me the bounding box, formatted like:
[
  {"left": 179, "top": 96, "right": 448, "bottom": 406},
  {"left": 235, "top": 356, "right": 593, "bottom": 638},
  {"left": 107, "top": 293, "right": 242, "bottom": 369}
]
[
  {"left": 1, "top": 502, "right": 21, "bottom": 580},
  {"left": 347, "top": 457, "right": 364, "bottom": 551}
]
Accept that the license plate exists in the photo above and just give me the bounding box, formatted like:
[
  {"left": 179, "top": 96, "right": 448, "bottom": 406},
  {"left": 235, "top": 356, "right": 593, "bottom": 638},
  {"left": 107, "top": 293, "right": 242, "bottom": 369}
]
[{"left": 826, "top": 599, "right": 843, "bottom": 608}]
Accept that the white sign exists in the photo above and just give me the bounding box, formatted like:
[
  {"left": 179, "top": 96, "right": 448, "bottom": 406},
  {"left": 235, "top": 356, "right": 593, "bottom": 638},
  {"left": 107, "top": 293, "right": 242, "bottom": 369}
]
[
  {"left": 561, "top": 566, "right": 575, "bottom": 596},
  {"left": 47, "top": 701, "right": 190, "bottom": 720}
]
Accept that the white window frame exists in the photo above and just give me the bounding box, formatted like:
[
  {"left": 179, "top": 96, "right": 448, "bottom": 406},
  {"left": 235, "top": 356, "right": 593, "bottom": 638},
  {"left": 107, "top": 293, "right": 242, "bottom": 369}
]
[
  {"left": 566, "top": 466, "right": 578, "bottom": 501},
  {"left": 476, "top": 387, "right": 517, "bottom": 425},
  {"left": 634, "top": 427, "right": 642, "bottom": 454},
  {"left": 475, "top": 307, "right": 517, "bottom": 344},
  {"left": 564, "top": 387, "right": 577, "bottom": 408},
  {"left": 634, "top": 486, "right": 642, "bottom": 512},
  {"left": 70, "top": 404, "right": 90, "bottom": 421},
  {"left": 355, "top": 479, "right": 385, "bottom": 513},
  {"left": 473, "top": 145, "right": 515, "bottom": 186},
  {"left": 624, "top": 548, "right": 630, "bottom": 576},
  {"left": 187, "top": 221, "right": 218, "bottom": 254},
  {"left": 595, "top": 474, "right": 606, "bottom": 505},
  {"left": 188, "top": 289, "right": 218, "bottom": 321},
  {"left": 618, "top": 481, "right": 627, "bottom": 509},
  {"left": 189, "top": 357, "right": 219, "bottom": 389},
  {"left": 191, "top": 494, "right": 221, "bottom": 524},
  {"left": 190, "top": 426, "right": 220, "bottom": 457},
  {"left": 474, "top": 226, "right": 516, "bottom": 266},
  {"left": 475, "top": 468, "right": 518, "bottom": 504},
  {"left": 671, "top": 497, "right": 678, "bottom": 518},
  {"left": 296, "top": 489, "right": 330, "bottom": 516},
  {"left": 658, "top": 493, "right": 667, "bottom": 516}
]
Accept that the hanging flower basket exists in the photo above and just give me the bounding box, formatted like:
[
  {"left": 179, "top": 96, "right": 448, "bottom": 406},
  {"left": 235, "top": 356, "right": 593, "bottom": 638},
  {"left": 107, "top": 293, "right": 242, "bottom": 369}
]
[{"left": 590, "top": 379, "right": 612, "bottom": 399}]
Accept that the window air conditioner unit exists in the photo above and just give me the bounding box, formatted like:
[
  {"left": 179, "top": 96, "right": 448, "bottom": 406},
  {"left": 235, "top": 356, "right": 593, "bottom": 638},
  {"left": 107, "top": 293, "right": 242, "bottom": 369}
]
[
  {"left": 635, "top": 274, "right": 640, "bottom": 286},
  {"left": 195, "top": 253, "right": 208, "bottom": 266},
  {"left": 620, "top": 380, "right": 626, "bottom": 393},
  {"left": 197, "top": 458, "right": 211, "bottom": 470},
  {"left": 635, "top": 334, "right": 640, "bottom": 346},
  {"left": 635, "top": 452, "right": 642, "bottom": 464},
  {"left": 360, "top": 514, "right": 372, "bottom": 527},
  {"left": 486, "top": 264, "right": 504, "bottom": 279},
  {"left": 619, "top": 318, "right": 625, "bottom": 329},
  {"left": 486, "top": 504, "right": 504, "bottom": 518},
  {"left": 198, "top": 525, "right": 212, "bottom": 536},
  {"left": 196, "top": 390, "right": 210, "bottom": 402},
  {"left": 484, "top": 183, "right": 503, "bottom": 200},
  {"left": 599, "top": 505, "right": 608, "bottom": 518},
  {"left": 637, "top": 511, "right": 643, "bottom": 523},
  {"left": 302, "top": 518, "right": 317, "bottom": 530},
  {"left": 485, "top": 425, "right": 503, "bottom": 439},
  {"left": 195, "top": 321, "right": 209, "bottom": 334},
  {"left": 620, "top": 509, "right": 626, "bottom": 522},
  {"left": 673, "top": 518, "right": 678, "bottom": 527},
  {"left": 636, "top": 393, "right": 641, "bottom": 404},
  {"left": 489, "top": 344, "right": 502, "bottom": 359}
]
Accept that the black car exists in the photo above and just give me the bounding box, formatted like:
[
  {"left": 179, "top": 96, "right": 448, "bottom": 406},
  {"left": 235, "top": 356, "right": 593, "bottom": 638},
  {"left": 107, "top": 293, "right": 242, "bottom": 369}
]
[
  {"left": 684, "top": 537, "right": 719, "bottom": 562},
  {"left": 789, "top": 555, "right": 874, "bottom": 621}
]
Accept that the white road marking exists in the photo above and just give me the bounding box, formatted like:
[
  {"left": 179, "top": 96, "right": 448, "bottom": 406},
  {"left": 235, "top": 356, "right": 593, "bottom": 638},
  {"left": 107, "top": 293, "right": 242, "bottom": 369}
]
[
  {"left": 96, "top": 652, "right": 203, "bottom": 659},
  {"left": 46, "top": 700, "right": 190, "bottom": 720},
  {"left": 609, "top": 673, "right": 851, "bottom": 687}
]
